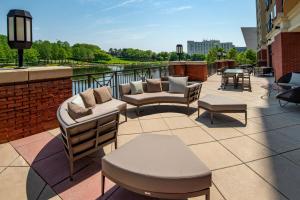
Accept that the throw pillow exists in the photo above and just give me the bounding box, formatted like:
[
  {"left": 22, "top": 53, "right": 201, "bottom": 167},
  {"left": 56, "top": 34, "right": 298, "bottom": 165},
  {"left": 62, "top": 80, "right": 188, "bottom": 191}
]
[
  {"left": 289, "top": 73, "right": 300, "bottom": 86},
  {"left": 80, "top": 88, "right": 96, "bottom": 108},
  {"left": 146, "top": 79, "right": 162, "bottom": 93},
  {"left": 130, "top": 80, "right": 144, "bottom": 95},
  {"left": 71, "top": 95, "right": 86, "bottom": 108},
  {"left": 94, "top": 87, "right": 112, "bottom": 104},
  {"left": 168, "top": 76, "right": 188, "bottom": 94},
  {"left": 68, "top": 102, "right": 93, "bottom": 120}
]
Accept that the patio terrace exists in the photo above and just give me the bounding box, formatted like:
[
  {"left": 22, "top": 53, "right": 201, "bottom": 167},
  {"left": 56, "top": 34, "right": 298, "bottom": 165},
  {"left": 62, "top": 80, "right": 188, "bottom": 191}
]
[{"left": 1, "top": 74, "right": 300, "bottom": 200}]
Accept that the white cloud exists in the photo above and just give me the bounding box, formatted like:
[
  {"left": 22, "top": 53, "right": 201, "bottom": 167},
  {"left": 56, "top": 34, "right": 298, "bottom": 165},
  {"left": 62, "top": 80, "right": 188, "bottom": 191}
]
[
  {"left": 162, "top": 5, "right": 192, "bottom": 14},
  {"left": 103, "top": 0, "right": 144, "bottom": 11}
]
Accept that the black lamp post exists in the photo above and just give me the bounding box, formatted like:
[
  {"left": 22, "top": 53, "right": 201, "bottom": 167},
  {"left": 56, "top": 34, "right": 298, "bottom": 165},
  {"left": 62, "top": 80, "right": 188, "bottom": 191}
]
[
  {"left": 176, "top": 44, "right": 183, "bottom": 61},
  {"left": 217, "top": 51, "right": 222, "bottom": 60},
  {"left": 7, "top": 9, "right": 33, "bottom": 68}
]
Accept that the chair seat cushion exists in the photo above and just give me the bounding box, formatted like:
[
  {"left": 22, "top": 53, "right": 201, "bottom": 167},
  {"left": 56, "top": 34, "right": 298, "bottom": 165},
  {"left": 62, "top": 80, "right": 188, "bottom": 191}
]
[
  {"left": 123, "top": 92, "right": 187, "bottom": 105},
  {"left": 102, "top": 134, "right": 211, "bottom": 195},
  {"left": 198, "top": 95, "right": 247, "bottom": 111}
]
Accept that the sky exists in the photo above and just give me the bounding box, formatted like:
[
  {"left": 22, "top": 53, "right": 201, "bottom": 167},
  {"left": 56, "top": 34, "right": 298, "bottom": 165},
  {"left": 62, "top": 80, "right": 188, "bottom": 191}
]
[{"left": 0, "top": 0, "right": 256, "bottom": 52}]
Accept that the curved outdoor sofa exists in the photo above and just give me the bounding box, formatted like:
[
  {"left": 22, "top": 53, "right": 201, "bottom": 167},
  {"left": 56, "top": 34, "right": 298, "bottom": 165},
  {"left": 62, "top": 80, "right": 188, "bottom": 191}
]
[
  {"left": 57, "top": 93, "right": 127, "bottom": 180},
  {"left": 119, "top": 81, "right": 202, "bottom": 115}
]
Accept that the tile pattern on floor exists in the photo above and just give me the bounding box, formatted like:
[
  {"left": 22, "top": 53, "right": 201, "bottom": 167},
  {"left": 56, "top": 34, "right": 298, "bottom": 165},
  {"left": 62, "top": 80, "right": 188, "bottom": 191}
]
[{"left": 1, "top": 74, "right": 300, "bottom": 200}]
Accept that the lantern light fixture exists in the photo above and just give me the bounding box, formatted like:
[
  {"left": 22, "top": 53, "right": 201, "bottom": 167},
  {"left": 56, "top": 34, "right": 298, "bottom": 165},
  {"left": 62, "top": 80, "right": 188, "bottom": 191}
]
[
  {"left": 7, "top": 9, "right": 33, "bottom": 68},
  {"left": 176, "top": 44, "right": 184, "bottom": 61}
]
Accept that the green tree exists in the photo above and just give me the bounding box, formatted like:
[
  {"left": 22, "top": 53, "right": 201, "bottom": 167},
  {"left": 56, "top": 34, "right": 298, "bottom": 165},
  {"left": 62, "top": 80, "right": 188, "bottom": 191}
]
[
  {"left": 244, "top": 49, "right": 257, "bottom": 65},
  {"left": 206, "top": 47, "right": 218, "bottom": 63},
  {"left": 169, "top": 52, "right": 178, "bottom": 61},
  {"left": 191, "top": 54, "right": 205, "bottom": 61},
  {"left": 94, "top": 50, "right": 112, "bottom": 61},
  {"left": 24, "top": 49, "right": 39, "bottom": 64},
  {"left": 227, "top": 48, "right": 238, "bottom": 60}
]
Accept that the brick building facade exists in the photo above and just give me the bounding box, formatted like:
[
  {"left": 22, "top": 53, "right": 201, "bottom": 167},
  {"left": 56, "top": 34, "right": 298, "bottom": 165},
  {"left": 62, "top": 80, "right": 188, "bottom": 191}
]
[{"left": 256, "top": 0, "right": 300, "bottom": 79}]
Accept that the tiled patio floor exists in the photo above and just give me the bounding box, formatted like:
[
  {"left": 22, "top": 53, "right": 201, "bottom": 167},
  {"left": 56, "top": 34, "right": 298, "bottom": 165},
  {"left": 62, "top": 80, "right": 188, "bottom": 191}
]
[{"left": 1, "top": 74, "right": 300, "bottom": 200}]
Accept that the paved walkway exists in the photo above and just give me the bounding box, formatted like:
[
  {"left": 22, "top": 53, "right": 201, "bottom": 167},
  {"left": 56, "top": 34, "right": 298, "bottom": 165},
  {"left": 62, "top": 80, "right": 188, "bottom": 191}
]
[{"left": 1, "top": 74, "right": 300, "bottom": 200}]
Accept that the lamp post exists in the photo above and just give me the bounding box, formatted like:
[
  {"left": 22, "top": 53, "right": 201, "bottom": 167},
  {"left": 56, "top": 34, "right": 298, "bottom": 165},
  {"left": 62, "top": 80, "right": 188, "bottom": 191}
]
[
  {"left": 7, "top": 9, "right": 33, "bottom": 68},
  {"left": 176, "top": 44, "right": 183, "bottom": 61},
  {"left": 217, "top": 51, "right": 222, "bottom": 60}
]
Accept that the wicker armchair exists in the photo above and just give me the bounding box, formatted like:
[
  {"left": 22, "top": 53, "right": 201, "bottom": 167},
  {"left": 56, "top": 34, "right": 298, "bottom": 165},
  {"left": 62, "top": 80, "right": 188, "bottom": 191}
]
[{"left": 57, "top": 96, "right": 120, "bottom": 180}]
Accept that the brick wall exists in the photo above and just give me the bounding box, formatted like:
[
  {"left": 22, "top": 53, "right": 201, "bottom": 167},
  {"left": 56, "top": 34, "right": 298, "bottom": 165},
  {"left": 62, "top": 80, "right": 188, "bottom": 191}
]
[
  {"left": 257, "top": 49, "right": 268, "bottom": 67},
  {"left": 272, "top": 32, "right": 300, "bottom": 80},
  {"left": 0, "top": 78, "right": 72, "bottom": 143},
  {"left": 169, "top": 62, "right": 208, "bottom": 82}
]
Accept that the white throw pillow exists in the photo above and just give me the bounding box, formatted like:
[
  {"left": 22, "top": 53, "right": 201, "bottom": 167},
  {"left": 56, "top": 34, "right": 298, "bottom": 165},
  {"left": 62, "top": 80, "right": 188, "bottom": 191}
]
[
  {"left": 130, "top": 80, "right": 144, "bottom": 95},
  {"left": 289, "top": 73, "right": 300, "bottom": 86},
  {"left": 169, "top": 76, "right": 188, "bottom": 94},
  {"left": 71, "top": 95, "right": 86, "bottom": 108}
]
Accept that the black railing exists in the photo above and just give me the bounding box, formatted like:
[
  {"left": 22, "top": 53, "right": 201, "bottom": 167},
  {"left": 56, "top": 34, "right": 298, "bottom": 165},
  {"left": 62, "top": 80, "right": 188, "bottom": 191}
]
[
  {"left": 72, "top": 66, "right": 169, "bottom": 98},
  {"left": 72, "top": 64, "right": 218, "bottom": 98}
]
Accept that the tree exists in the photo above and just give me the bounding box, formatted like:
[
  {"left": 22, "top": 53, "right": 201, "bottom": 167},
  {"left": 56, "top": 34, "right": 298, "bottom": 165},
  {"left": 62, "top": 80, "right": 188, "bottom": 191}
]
[
  {"left": 227, "top": 48, "right": 238, "bottom": 60},
  {"left": 236, "top": 49, "right": 257, "bottom": 65},
  {"left": 244, "top": 49, "right": 257, "bottom": 65},
  {"left": 206, "top": 47, "right": 218, "bottom": 63},
  {"left": 191, "top": 54, "right": 205, "bottom": 61},
  {"left": 94, "top": 50, "right": 112, "bottom": 61},
  {"left": 169, "top": 52, "right": 178, "bottom": 61},
  {"left": 24, "top": 49, "right": 39, "bottom": 64}
]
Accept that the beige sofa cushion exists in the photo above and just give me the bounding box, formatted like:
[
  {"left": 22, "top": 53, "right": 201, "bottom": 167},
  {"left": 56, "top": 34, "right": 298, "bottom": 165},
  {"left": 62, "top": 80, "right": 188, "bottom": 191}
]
[
  {"left": 94, "top": 87, "right": 112, "bottom": 104},
  {"left": 198, "top": 95, "right": 247, "bottom": 111},
  {"left": 80, "top": 88, "right": 96, "bottom": 108},
  {"left": 102, "top": 134, "right": 212, "bottom": 194},
  {"left": 67, "top": 103, "right": 93, "bottom": 120},
  {"left": 146, "top": 79, "right": 162, "bottom": 93},
  {"left": 123, "top": 92, "right": 187, "bottom": 106}
]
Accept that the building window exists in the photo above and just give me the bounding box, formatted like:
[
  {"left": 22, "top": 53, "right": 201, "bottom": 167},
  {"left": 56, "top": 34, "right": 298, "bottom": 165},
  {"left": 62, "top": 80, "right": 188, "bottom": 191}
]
[{"left": 264, "top": 0, "right": 270, "bottom": 10}]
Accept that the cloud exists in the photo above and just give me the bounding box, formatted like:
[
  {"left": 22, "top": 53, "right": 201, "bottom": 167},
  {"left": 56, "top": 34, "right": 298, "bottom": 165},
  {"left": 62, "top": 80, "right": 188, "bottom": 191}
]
[
  {"left": 103, "top": 0, "right": 144, "bottom": 11},
  {"left": 162, "top": 5, "right": 192, "bottom": 14}
]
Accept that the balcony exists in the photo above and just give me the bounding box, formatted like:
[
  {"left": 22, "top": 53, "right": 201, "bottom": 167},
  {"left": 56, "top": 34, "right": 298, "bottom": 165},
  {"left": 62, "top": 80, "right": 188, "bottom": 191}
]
[{"left": 1, "top": 71, "right": 300, "bottom": 200}]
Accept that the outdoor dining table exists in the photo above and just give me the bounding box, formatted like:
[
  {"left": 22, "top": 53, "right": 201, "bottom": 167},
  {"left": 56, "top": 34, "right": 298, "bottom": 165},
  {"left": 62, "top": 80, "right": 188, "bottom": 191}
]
[{"left": 223, "top": 69, "right": 245, "bottom": 89}]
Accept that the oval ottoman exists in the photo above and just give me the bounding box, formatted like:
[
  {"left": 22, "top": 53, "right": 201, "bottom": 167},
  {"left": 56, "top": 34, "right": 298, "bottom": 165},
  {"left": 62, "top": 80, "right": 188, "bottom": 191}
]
[{"left": 101, "top": 134, "right": 212, "bottom": 199}]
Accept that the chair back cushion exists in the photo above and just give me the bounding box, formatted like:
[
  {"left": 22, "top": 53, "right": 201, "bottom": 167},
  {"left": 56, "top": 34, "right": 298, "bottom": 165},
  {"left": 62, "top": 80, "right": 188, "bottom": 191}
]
[
  {"left": 146, "top": 79, "right": 162, "bottom": 93},
  {"left": 289, "top": 73, "right": 300, "bottom": 86},
  {"left": 68, "top": 103, "right": 93, "bottom": 120},
  {"left": 94, "top": 87, "right": 112, "bottom": 104},
  {"left": 130, "top": 81, "right": 144, "bottom": 95},
  {"left": 169, "top": 76, "right": 188, "bottom": 94},
  {"left": 80, "top": 88, "right": 96, "bottom": 108}
]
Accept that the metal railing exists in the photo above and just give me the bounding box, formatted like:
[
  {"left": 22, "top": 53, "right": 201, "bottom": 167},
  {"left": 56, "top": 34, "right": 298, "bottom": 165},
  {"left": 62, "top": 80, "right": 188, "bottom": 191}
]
[
  {"left": 72, "top": 66, "right": 169, "bottom": 98},
  {"left": 72, "top": 64, "right": 218, "bottom": 98}
]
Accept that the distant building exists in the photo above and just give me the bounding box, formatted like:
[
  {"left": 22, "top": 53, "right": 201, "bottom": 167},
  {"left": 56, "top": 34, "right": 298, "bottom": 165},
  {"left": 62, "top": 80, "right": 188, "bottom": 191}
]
[
  {"left": 236, "top": 47, "right": 247, "bottom": 52},
  {"left": 187, "top": 40, "right": 235, "bottom": 55},
  {"left": 241, "top": 27, "right": 257, "bottom": 51}
]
